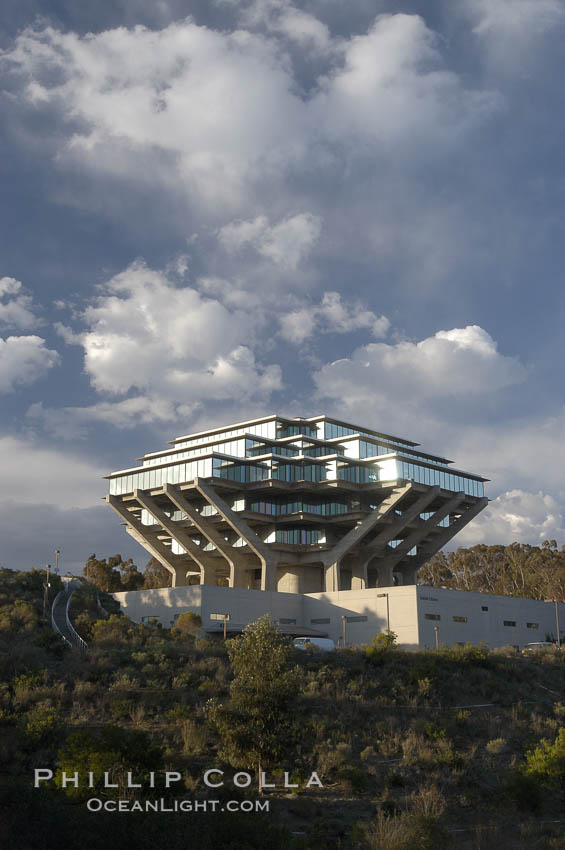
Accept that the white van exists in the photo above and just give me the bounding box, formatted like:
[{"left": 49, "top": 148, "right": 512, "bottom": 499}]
[{"left": 293, "top": 637, "right": 335, "bottom": 652}]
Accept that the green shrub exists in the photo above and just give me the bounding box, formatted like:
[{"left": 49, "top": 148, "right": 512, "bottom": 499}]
[{"left": 523, "top": 727, "right": 565, "bottom": 785}]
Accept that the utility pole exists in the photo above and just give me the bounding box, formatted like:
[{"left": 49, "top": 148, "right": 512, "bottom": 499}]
[{"left": 341, "top": 615, "right": 347, "bottom": 648}]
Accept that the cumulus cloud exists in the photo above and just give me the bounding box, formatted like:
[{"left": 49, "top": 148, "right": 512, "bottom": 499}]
[
  {"left": 241, "top": 0, "right": 332, "bottom": 50},
  {"left": 314, "top": 324, "right": 526, "bottom": 416},
  {"left": 280, "top": 291, "right": 390, "bottom": 344},
  {"left": 0, "top": 335, "right": 60, "bottom": 392},
  {"left": 314, "top": 14, "right": 496, "bottom": 147},
  {"left": 0, "top": 277, "right": 41, "bottom": 330},
  {"left": 218, "top": 212, "right": 322, "bottom": 270},
  {"left": 51, "top": 260, "right": 281, "bottom": 428},
  {"left": 2, "top": 12, "right": 496, "bottom": 217},
  {"left": 455, "top": 489, "right": 565, "bottom": 546}
]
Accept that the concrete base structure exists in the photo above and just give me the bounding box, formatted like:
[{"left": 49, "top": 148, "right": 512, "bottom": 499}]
[{"left": 112, "top": 584, "right": 565, "bottom": 651}]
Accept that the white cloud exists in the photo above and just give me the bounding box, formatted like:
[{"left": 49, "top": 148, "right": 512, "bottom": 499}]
[
  {"left": 219, "top": 212, "right": 322, "bottom": 270},
  {"left": 0, "top": 335, "right": 60, "bottom": 392},
  {"left": 455, "top": 489, "right": 565, "bottom": 546},
  {"left": 314, "top": 14, "right": 496, "bottom": 147},
  {"left": 0, "top": 276, "right": 41, "bottom": 330},
  {"left": 280, "top": 291, "right": 390, "bottom": 344},
  {"left": 52, "top": 260, "right": 281, "bottom": 428},
  {"left": 314, "top": 324, "right": 526, "bottom": 415},
  {"left": 3, "top": 13, "right": 496, "bottom": 216},
  {"left": 27, "top": 396, "right": 194, "bottom": 439},
  {"left": 241, "top": 0, "right": 332, "bottom": 51}
]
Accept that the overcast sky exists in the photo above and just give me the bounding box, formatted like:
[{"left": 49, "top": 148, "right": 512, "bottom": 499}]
[{"left": 1, "top": 0, "right": 565, "bottom": 574}]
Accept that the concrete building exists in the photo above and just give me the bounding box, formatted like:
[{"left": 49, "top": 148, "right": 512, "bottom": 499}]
[
  {"left": 112, "top": 583, "right": 565, "bottom": 651},
  {"left": 105, "top": 414, "right": 487, "bottom": 593}
]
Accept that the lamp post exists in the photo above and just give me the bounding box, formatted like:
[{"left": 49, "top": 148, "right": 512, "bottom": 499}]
[
  {"left": 55, "top": 549, "right": 60, "bottom": 575},
  {"left": 223, "top": 613, "right": 229, "bottom": 640},
  {"left": 341, "top": 615, "right": 347, "bottom": 648},
  {"left": 43, "top": 563, "right": 51, "bottom": 621},
  {"left": 433, "top": 625, "right": 439, "bottom": 650},
  {"left": 377, "top": 592, "right": 390, "bottom": 634}
]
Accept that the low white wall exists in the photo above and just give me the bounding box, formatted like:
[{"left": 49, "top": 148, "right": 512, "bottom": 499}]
[
  {"left": 111, "top": 584, "right": 565, "bottom": 650},
  {"left": 416, "top": 586, "right": 565, "bottom": 650},
  {"left": 305, "top": 587, "right": 419, "bottom": 649}
]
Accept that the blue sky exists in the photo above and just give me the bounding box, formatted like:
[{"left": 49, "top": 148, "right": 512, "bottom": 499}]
[{"left": 1, "top": 0, "right": 565, "bottom": 574}]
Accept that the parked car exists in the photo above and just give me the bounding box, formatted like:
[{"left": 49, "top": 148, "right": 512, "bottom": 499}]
[
  {"left": 522, "top": 641, "right": 557, "bottom": 653},
  {"left": 293, "top": 637, "right": 335, "bottom": 652}
]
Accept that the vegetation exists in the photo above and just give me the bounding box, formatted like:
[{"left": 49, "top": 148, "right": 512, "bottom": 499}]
[
  {"left": 81, "top": 555, "right": 172, "bottom": 593},
  {"left": 2, "top": 565, "right": 565, "bottom": 848},
  {"left": 420, "top": 541, "right": 565, "bottom": 602},
  {"left": 208, "top": 615, "right": 301, "bottom": 791}
]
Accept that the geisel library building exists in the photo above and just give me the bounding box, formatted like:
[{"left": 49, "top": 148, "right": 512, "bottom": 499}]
[{"left": 107, "top": 414, "right": 565, "bottom": 649}]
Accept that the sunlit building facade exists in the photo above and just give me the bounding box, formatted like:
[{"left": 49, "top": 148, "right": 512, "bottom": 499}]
[{"left": 105, "top": 415, "right": 488, "bottom": 593}]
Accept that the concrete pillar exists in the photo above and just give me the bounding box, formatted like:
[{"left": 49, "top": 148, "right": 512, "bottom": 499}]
[
  {"left": 351, "top": 560, "right": 367, "bottom": 590},
  {"left": 261, "top": 559, "right": 278, "bottom": 592},
  {"left": 377, "top": 563, "right": 394, "bottom": 588},
  {"left": 324, "top": 560, "right": 340, "bottom": 593},
  {"left": 399, "top": 563, "right": 418, "bottom": 585},
  {"left": 277, "top": 567, "right": 301, "bottom": 593}
]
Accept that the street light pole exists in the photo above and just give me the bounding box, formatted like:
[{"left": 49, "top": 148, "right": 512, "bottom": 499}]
[
  {"left": 55, "top": 549, "right": 60, "bottom": 574},
  {"left": 377, "top": 592, "right": 390, "bottom": 633},
  {"left": 43, "top": 563, "right": 51, "bottom": 621},
  {"left": 341, "top": 615, "right": 347, "bottom": 648},
  {"left": 223, "top": 614, "right": 228, "bottom": 640},
  {"left": 433, "top": 625, "right": 439, "bottom": 650}
]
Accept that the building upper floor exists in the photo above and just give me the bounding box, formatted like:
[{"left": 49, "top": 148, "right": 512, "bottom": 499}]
[{"left": 106, "top": 414, "right": 487, "bottom": 499}]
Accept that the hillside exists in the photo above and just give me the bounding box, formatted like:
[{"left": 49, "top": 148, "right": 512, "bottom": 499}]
[{"left": 1, "top": 568, "right": 565, "bottom": 849}]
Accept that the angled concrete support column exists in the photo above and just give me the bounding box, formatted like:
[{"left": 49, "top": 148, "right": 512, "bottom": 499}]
[
  {"left": 321, "top": 484, "right": 413, "bottom": 571},
  {"left": 409, "top": 497, "right": 489, "bottom": 575},
  {"left": 133, "top": 489, "right": 218, "bottom": 586},
  {"left": 164, "top": 484, "right": 249, "bottom": 589},
  {"left": 362, "top": 487, "right": 441, "bottom": 554},
  {"left": 194, "top": 478, "right": 279, "bottom": 592},
  {"left": 107, "top": 494, "right": 192, "bottom": 586},
  {"left": 376, "top": 492, "right": 466, "bottom": 575}
]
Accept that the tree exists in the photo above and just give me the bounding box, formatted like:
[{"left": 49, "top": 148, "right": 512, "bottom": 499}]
[
  {"left": 207, "top": 615, "right": 301, "bottom": 792},
  {"left": 418, "top": 543, "right": 565, "bottom": 603},
  {"left": 143, "top": 557, "right": 172, "bottom": 589},
  {"left": 82, "top": 554, "right": 143, "bottom": 592},
  {"left": 174, "top": 611, "right": 202, "bottom": 636}
]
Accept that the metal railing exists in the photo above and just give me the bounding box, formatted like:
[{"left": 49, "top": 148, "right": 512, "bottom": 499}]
[
  {"left": 50, "top": 589, "right": 72, "bottom": 647},
  {"left": 50, "top": 581, "right": 88, "bottom": 650},
  {"left": 65, "top": 589, "right": 88, "bottom": 650}
]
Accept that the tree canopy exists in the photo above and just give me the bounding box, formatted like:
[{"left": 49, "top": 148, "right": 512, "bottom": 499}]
[{"left": 418, "top": 541, "right": 565, "bottom": 602}]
